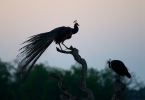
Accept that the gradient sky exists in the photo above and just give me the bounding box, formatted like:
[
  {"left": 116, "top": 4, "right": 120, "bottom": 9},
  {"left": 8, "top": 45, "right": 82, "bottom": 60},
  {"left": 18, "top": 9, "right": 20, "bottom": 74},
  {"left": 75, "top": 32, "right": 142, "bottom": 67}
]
[{"left": 0, "top": 0, "right": 145, "bottom": 82}]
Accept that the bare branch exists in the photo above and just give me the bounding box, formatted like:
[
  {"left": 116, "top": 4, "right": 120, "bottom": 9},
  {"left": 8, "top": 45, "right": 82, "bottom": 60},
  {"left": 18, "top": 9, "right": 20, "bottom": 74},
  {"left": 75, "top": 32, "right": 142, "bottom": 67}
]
[{"left": 50, "top": 72, "right": 71, "bottom": 99}]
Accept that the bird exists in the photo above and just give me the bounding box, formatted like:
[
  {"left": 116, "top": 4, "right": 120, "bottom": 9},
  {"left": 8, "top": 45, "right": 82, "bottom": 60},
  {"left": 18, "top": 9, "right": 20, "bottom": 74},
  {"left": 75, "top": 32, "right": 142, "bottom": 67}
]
[
  {"left": 16, "top": 20, "right": 79, "bottom": 81},
  {"left": 107, "top": 59, "right": 131, "bottom": 79}
]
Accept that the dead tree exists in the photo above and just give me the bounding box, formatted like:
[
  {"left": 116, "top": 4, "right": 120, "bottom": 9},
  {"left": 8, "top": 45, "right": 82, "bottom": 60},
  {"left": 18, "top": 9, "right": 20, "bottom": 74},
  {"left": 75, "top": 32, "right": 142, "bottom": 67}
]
[
  {"left": 111, "top": 79, "right": 126, "bottom": 100},
  {"left": 50, "top": 46, "right": 95, "bottom": 100}
]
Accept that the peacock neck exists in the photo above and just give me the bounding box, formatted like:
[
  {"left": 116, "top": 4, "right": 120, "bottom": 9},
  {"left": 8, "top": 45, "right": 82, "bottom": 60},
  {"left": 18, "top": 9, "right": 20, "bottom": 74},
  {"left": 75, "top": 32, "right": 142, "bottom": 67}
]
[
  {"left": 108, "top": 62, "right": 111, "bottom": 68},
  {"left": 72, "top": 24, "right": 79, "bottom": 34}
]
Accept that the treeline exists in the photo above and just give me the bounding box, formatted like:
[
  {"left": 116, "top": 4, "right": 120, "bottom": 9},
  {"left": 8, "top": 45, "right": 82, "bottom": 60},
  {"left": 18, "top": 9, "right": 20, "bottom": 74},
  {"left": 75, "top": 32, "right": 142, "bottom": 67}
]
[{"left": 0, "top": 59, "right": 145, "bottom": 100}]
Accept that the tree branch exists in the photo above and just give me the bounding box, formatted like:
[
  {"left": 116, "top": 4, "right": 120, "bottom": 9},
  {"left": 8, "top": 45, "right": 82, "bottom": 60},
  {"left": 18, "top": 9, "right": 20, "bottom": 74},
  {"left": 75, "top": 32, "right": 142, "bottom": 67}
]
[
  {"left": 50, "top": 72, "right": 71, "bottom": 99},
  {"left": 111, "top": 79, "right": 126, "bottom": 100}
]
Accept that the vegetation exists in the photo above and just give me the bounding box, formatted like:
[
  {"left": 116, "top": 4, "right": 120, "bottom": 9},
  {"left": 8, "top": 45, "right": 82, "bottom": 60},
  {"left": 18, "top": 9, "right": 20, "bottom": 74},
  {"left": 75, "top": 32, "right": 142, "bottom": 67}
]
[{"left": 0, "top": 59, "right": 144, "bottom": 100}]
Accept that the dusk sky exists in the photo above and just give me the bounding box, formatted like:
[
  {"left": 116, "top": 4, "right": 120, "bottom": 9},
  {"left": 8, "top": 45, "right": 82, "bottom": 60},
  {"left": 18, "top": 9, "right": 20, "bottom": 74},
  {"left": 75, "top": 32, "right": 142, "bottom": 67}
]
[{"left": 0, "top": 0, "right": 145, "bottom": 82}]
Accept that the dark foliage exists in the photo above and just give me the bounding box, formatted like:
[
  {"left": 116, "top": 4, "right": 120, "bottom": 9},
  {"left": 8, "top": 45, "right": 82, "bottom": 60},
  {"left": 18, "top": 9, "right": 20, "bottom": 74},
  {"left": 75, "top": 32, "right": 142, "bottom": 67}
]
[{"left": 0, "top": 59, "right": 144, "bottom": 100}]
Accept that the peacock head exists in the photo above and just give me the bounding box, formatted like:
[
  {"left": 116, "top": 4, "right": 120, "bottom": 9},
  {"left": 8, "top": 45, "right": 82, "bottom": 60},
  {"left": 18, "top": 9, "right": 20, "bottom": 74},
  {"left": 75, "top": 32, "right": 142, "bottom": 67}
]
[
  {"left": 72, "top": 20, "right": 79, "bottom": 34},
  {"left": 74, "top": 20, "right": 79, "bottom": 27},
  {"left": 107, "top": 58, "right": 112, "bottom": 68}
]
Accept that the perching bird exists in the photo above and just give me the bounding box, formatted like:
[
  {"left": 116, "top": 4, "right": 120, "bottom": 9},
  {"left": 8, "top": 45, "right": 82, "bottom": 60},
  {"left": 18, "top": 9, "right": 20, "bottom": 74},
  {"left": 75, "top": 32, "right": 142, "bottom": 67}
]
[
  {"left": 107, "top": 59, "right": 131, "bottom": 79},
  {"left": 16, "top": 20, "right": 79, "bottom": 81}
]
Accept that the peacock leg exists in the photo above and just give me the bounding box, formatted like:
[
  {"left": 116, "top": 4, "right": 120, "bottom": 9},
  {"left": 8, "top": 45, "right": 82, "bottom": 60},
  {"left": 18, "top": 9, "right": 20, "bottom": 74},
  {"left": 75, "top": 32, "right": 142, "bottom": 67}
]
[
  {"left": 62, "top": 43, "right": 69, "bottom": 49},
  {"left": 59, "top": 43, "right": 63, "bottom": 50}
]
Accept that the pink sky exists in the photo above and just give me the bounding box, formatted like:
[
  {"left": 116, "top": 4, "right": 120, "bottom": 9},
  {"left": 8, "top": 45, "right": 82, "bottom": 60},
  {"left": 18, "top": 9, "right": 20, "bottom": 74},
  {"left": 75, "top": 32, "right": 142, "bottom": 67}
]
[{"left": 0, "top": 0, "right": 145, "bottom": 82}]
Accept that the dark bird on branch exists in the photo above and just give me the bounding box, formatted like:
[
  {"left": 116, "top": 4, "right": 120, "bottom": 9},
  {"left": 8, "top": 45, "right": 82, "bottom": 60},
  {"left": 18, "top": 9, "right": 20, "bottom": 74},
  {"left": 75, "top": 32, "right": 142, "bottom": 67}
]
[
  {"left": 107, "top": 59, "right": 131, "bottom": 79},
  {"left": 16, "top": 20, "right": 79, "bottom": 81}
]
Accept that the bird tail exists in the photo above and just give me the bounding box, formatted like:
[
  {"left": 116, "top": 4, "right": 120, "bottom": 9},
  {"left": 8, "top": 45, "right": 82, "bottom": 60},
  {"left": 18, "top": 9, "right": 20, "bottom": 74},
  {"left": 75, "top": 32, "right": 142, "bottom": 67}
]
[
  {"left": 16, "top": 32, "right": 58, "bottom": 82},
  {"left": 126, "top": 71, "right": 131, "bottom": 78}
]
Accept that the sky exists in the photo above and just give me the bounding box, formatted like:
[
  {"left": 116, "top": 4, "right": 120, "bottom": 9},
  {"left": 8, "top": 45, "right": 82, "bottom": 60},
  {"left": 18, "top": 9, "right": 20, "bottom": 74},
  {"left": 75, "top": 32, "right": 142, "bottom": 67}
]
[{"left": 0, "top": 0, "right": 145, "bottom": 83}]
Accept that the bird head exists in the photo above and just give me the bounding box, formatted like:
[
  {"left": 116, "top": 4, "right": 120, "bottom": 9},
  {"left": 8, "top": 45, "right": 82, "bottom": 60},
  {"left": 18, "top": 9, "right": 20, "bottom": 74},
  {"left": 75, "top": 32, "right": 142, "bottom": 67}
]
[
  {"left": 74, "top": 20, "right": 79, "bottom": 26},
  {"left": 107, "top": 58, "right": 112, "bottom": 68}
]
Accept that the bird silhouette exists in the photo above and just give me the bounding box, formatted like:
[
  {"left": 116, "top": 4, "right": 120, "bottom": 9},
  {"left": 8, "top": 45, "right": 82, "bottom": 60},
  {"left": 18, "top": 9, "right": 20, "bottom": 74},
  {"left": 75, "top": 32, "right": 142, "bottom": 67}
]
[
  {"left": 16, "top": 20, "right": 79, "bottom": 81},
  {"left": 107, "top": 59, "right": 131, "bottom": 79}
]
